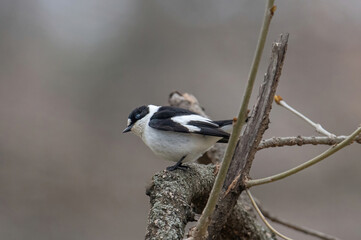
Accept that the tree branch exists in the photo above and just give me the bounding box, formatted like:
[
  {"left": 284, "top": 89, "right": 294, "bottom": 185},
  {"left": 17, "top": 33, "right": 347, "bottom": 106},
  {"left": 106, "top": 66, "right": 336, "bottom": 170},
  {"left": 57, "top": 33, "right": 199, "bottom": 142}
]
[
  {"left": 246, "top": 189, "right": 293, "bottom": 240},
  {"left": 145, "top": 164, "right": 215, "bottom": 240},
  {"left": 258, "top": 135, "right": 361, "bottom": 150},
  {"left": 206, "top": 33, "right": 289, "bottom": 239},
  {"left": 194, "top": 1, "right": 277, "bottom": 238},
  {"left": 247, "top": 126, "right": 361, "bottom": 187},
  {"left": 145, "top": 164, "right": 275, "bottom": 240},
  {"left": 274, "top": 95, "right": 336, "bottom": 138},
  {"left": 259, "top": 205, "right": 341, "bottom": 240}
]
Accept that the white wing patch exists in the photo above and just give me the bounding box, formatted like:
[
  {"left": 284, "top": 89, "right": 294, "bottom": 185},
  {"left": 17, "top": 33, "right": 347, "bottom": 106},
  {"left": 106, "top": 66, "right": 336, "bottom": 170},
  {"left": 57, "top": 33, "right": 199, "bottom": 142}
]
[{"left": 171, "top": 115, "right": 217, "bottom": 132}]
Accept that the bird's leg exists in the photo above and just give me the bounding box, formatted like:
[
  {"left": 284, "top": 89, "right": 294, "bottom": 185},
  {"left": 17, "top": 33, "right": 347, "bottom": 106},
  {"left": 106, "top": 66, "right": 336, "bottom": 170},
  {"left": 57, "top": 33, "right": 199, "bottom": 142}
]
[{"left": 166, "top": 156, "right": 189, "bottom": 171}]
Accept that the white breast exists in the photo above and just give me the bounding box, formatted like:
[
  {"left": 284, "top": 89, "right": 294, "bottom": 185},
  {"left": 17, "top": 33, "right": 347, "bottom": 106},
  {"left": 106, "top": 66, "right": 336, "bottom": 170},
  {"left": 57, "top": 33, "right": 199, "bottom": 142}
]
[{"left": 142, "top": 125, "right": 221, "bottom": 163}]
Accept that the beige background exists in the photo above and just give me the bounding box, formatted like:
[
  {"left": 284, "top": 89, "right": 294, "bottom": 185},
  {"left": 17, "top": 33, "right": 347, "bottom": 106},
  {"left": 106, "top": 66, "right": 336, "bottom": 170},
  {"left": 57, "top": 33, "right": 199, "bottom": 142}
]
[{"left": 0, "top": 0, "right": 361, "bottom": 239}]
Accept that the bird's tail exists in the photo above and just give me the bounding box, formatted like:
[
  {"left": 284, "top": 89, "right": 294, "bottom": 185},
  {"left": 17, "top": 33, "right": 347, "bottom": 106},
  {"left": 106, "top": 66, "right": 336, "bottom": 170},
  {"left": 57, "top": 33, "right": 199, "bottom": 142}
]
[
  {"left": 214, "top": 116, "right": 249, "bottom": 143},
  {"left": 214, "top": 120, "right": 233, "bottom": 133},
  {"left": 213, "top": 120, "right": 233, "bottom": 143}
]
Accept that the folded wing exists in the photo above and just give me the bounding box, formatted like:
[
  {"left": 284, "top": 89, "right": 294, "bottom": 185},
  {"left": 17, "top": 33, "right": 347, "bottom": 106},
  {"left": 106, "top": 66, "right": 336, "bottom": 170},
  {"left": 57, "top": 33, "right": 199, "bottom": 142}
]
[{"left": 149, "top": 107, "right": 231, "bottom": 139}]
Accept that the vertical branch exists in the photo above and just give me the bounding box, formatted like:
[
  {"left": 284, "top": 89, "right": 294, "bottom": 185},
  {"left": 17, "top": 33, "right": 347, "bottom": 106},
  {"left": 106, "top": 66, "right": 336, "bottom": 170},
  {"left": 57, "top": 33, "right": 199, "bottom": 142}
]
[
  {"left": 193, "top": 1, "right": 276, "bottom": 238},
  {"left": 207, "top": 34, "right": 289, "bottom": 239}
]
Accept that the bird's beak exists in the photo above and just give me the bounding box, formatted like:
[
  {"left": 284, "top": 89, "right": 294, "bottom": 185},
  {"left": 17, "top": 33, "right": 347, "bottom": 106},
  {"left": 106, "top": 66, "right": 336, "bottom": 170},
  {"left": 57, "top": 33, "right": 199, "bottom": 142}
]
[{"left": 123, "top": 125, "right": 133, "bottom": 133}]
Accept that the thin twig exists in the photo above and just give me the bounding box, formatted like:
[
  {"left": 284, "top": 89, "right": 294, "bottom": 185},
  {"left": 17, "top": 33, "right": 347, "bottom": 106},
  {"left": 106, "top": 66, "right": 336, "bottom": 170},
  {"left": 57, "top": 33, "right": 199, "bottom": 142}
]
[
  {"left": 259, "top": 206, "right": 341, "bottom": 240},
  {"left": 193, "top": 0, "right": 276, "bottom": 238},
  {"left": 247, "top": 126, "right": 361, "bottom": 187},
  {"left": 274, "top": 95, "right": 336, "bottom": 138},
  {"left": 246, "top": 189, "right": 293, "bottom": 240},
  {"left": 258, "top": 135, "right": 361, "bottom": 150}
]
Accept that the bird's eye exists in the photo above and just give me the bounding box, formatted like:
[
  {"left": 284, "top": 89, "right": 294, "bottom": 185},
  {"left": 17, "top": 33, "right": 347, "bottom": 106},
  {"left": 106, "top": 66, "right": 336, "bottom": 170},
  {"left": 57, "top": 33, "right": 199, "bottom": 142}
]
[{"left": 135, "top": 113, "right": 141, "bottom": 119}]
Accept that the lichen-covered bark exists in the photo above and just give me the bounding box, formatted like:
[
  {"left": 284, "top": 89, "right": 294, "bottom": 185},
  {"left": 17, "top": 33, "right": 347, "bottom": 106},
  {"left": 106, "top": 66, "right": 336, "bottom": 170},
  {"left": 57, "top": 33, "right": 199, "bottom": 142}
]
[
  {"left": 145, "top": 164, "right": 275, "bottom": 240},
  {"left": 145, "top": 164, "right": 216, "bottom": 240}
]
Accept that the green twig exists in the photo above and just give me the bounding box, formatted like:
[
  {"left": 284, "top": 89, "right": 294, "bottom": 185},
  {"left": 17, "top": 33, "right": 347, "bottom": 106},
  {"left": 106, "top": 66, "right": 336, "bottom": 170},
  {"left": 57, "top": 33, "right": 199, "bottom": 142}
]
[
  {"left": 193, "top": 0, "right": 276, "bottom": 238},
  {"left": 247, "top": 126, "right": 361, "bottom": 188},
  {"left": 246, "top": 189, "right": 293, "bottom": 240}
]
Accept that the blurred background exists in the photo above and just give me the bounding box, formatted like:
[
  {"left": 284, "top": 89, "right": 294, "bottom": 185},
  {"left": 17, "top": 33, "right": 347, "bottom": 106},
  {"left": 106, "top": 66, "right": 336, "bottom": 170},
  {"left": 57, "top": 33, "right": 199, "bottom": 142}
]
[{"left": 1, "top": 0, "right": 361, "bottom": 239}]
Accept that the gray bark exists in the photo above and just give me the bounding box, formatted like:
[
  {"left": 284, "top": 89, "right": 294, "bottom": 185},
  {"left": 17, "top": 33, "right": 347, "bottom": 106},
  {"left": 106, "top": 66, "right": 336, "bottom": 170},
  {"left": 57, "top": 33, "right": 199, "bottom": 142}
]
[
  {"left": 145, "top": 164, "right": 275, "bottom": 240},
  {"left": 258, "top": 135, "right": 361, "bottom": 150},
  {"left": 207, "top": 33, "right": 289, "bottom": 239},
  {"left": 145, "top": 164, "right": 215, "bottom": 240}
]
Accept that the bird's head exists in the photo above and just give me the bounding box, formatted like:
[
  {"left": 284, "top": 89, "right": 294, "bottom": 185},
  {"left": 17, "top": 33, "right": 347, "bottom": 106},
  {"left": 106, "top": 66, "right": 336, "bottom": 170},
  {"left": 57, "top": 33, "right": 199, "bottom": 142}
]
[{"left": 123, "top": 105, "right": 150, "bottom": 135}]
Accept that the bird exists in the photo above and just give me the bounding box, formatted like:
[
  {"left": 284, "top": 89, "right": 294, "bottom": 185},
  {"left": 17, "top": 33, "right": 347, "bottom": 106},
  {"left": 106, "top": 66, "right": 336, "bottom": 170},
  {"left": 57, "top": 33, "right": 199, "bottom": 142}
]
[{"left": 123, "top": 105, "right": 234, "bottom": 171}]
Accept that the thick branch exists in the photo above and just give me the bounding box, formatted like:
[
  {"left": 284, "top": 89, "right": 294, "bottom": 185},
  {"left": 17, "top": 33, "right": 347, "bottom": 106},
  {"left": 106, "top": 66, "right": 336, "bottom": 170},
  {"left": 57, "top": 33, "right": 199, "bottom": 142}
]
[
  {"left": 145, "top": 164, "right": 274, "bottom": 240},
  {"left": 145, "top": 164, "right": 215, "bottom": 240},
  {"left": 207, "top": 33, "right": 289, "bottom": 239}
]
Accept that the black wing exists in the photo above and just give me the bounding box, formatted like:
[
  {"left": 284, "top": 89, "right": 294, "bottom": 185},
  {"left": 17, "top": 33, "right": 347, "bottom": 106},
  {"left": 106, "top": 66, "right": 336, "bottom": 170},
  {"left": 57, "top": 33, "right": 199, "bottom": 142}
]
[
  {"left": 148, "top": 106, "right": 196, "bottom": 133},
  {"left": 149, "top": 118, "right": 191, "bottom": 133},
  {"left": 149, "top": 107, "right": 231, "bottom": 138},
  {"left": 152, "top": 106, "right": 196, "bottom": 118},
  {"left": 187, "top": 120, "right": 230, "bottom": 138}
]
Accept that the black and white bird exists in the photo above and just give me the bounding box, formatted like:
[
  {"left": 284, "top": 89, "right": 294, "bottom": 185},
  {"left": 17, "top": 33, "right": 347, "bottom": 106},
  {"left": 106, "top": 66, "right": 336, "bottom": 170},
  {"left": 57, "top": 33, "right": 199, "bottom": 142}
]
[{"left": 123, "top": 105, "right": 234, "bottom": 171}]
